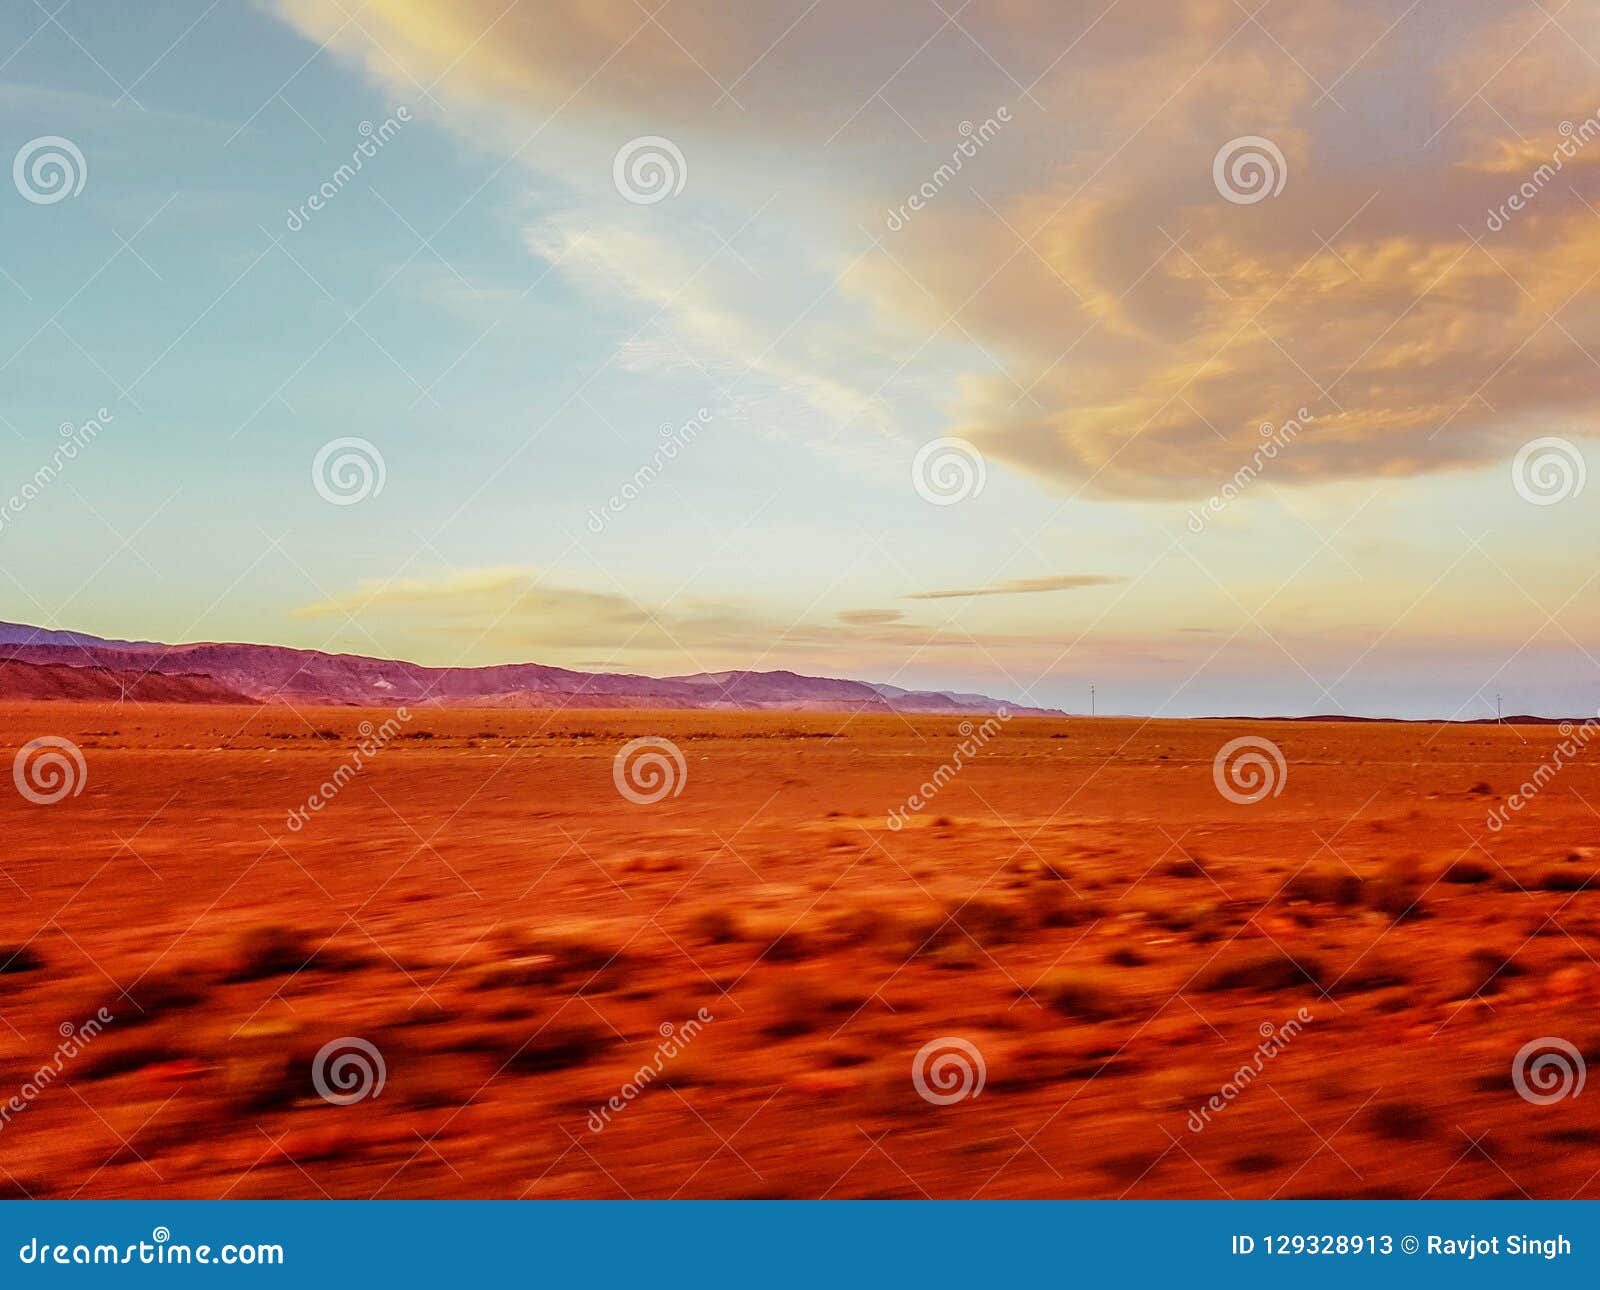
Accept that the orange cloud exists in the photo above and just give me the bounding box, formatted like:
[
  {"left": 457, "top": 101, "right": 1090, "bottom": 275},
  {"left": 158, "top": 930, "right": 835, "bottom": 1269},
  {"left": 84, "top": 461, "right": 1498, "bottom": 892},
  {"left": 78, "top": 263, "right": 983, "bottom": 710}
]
[{"left": 272, "top": 0, "right": 1600, "bottom": 499}]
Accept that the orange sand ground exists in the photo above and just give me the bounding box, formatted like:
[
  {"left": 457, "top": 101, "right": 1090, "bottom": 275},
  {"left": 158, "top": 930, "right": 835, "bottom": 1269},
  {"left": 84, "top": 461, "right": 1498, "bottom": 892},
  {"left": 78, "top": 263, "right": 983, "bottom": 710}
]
[{"left": 1, "top": 701, "right": 1597, "bottom": 1198}]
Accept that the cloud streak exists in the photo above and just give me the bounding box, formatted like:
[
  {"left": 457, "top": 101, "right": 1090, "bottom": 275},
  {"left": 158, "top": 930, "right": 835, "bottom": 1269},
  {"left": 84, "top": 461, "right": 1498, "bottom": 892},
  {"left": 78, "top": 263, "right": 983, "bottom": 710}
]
[{"left": 905, "top": 575, "right": 1124, "bottom": 600}]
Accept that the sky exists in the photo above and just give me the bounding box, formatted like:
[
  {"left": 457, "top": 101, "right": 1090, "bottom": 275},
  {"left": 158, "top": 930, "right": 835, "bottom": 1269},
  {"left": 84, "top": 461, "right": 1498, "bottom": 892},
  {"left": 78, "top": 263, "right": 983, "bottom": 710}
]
[{"left": 2, "top": 0, "right": 1599, "bottom": 717}]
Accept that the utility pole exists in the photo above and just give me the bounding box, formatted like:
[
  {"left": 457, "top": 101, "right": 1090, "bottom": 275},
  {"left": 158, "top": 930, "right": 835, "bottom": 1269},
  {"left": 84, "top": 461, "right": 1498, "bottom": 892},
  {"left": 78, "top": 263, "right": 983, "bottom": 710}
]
[
  {"left": 1496, "top": 693, "right": 1502, "bottom": 724},
  {"left": 1090, "top": 684, "right": 1095, "bottom": 718}
]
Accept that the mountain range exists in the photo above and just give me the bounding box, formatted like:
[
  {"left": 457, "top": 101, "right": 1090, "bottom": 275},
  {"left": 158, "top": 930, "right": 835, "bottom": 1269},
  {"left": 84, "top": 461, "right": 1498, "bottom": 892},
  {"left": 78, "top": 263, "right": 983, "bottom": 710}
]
[{"left": 0, "top": 622, "right": 1058, "bottom": 716}]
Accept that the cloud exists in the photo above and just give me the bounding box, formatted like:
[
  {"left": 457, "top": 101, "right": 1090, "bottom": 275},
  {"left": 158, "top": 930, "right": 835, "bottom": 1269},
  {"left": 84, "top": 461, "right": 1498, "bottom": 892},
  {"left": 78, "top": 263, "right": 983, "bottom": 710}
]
[
  {"left": 905, "top": 575, "right": 1125, "bottom": 600},
  {"left": 288, "top": 567, "right": 1083, "bottom": 673},
  {"left": 837, "top": 608, "right": 904, "bottom": 625},
  {"left": 270, "top": 0, "right": 1600, "bottom": 498}
]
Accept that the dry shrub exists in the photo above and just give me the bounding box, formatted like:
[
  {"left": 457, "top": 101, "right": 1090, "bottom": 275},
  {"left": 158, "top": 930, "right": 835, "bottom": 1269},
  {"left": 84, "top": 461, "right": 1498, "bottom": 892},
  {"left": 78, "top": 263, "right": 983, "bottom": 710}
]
[
  {"left": 1281, "top": 865, "right": 1363, "bottom": 906},
  {"left": 925, "top": 941, "right": 983, "bottom": 972},
  {"left": 622, "top": 854, "right": 683, "bottom": 874},
  {"left": 1197, "top": 949, "right": 1325, "bottom": 993},
  {"left": 474, "top": 924, "right": 630, "bottom": 992},
  {"left": 1332, "top": 950, "right": 1412, "bottom": 995},
  {"left": 77, "top": 1034, "right": 187, "bottom": 1082},
  {"left": 0, "top": 946, "right": 42, "bottom": 974},
  {"left": 506, "top": 1019, "right": 618, "bottom": 1074},
  {"left": 1033, "top": 968, "right": 1125, "bottom": 1020},
  {"left": 687, "top": 906, "right": 744, "bottom": 944},
  {"left": 1536, "top": 867, "right": 1597, "bottom": 893},
  {"left": 825, "top": 904, "right": 900, "bottom": 948},
  {"left": 120, "top": 970, "right": 208, "bottom": 1027},
  {"left": 1368, "top": 1100, "right": 1436, "bottom": 1141},
  {"left": 1130, "top": 891, "right": 1218, "bottom": 933},
  {"left": 1035, "top": 889, "right": 1105, "bottom": 929},
  {"left": 1230, "top": 1151, "right": 1286, "bottom": 1174},
  {"left": 948, "top": 896, "right": 1022, "bottom": 946},
  {"left": 760, "top": 976, "right": 867, "bottom": 1038},
  {"left": 1365, "top": 858, "right": 1428, "bottom": 920},
  {"left": 752, "top": 917, "right": 825, "bottom": 964},
  {"left": 225, "top": 925, "right": 317, "bottom": 982},
  {"left": 1441, "top": 858, "right": 1493, "bottom": 884},
  {"left": 820, "top": 1041, "right": 874, "bottom": 1069},
  {"left": 1459, "top": 948, "right": 1525, "bottom": 999},
  {"left": 1011, "top": 855, "right": 1073, "bottom": 883}
]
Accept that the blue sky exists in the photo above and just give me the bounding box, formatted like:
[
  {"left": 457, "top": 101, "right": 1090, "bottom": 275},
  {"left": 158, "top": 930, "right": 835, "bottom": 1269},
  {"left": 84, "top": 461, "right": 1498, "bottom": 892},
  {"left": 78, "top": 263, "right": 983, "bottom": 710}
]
[{"left": 3, "top": 0, "right": 1599, "bottom": 717}]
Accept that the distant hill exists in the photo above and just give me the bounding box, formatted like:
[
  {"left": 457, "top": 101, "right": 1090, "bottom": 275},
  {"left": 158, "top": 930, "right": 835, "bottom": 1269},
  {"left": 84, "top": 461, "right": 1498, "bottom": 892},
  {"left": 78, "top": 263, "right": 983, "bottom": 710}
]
[
  {"left": 0, "top": 658, "right": 251, "bottom": 704},
  {"left": 0, "top": 621, "right": 1057, "bottom": 715},
  {"left": 0, "top": 623, "right": 157, "bottom": 650}
]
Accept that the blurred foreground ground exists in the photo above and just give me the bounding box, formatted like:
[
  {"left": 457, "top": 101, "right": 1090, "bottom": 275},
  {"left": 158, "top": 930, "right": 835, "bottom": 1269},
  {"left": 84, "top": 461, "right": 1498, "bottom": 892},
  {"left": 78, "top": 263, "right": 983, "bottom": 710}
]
[{"left": 0, "top": 702, "right": 1597, "bottom": 1198}]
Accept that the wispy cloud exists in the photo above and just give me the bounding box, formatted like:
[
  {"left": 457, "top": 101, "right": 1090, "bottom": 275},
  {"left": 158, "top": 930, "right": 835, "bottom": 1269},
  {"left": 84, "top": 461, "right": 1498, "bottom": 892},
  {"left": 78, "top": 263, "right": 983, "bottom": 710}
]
[
  {"left": 288, "top": 567, "right": 1087, "bottom": 673},
  {"left": 906, "top": 575, "right": 1124, "bottom": 601},
  {"left": 837, "top": 609, "right": 904, "bottom": 625}
]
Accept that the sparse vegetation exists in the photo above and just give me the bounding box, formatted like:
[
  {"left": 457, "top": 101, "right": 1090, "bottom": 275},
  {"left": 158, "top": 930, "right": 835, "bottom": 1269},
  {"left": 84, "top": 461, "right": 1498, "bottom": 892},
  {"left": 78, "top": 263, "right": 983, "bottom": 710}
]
[
  {"left": 506, "top": 1020, "right": 617, "bottom": 1073},
  {"left": 1282, "top": 864, "right": 1362, "bottom": 906},
  {"left": 1441, "top": 859, "right": 1493, "bottom": 884},
  {"left": 1459, "top": 948, "right": 1525, "bottom": 999},
  {"left": 1366, "top": 857, "right": 1427, "bottom": 920},
  {"left": 760, "top": 977, "right": 866, "bottom": 1038},
  {"left": 754, "top": 917, "right": 824, "bottom": 964},
  {"left": 1034, "top": 968, "right": 1125, "bottom": 1020},
  {"left": 1197, "top": 950, "right": 1325, "bottom": 993},
  {"left": 470, "top": 925, "right": 631, "bottom": 992},
  {"left": 225, "top": 925, "right": 316, "bottom": 982},
  {"left": 1536, "top": 866, "right": 1596, "bottom": 892},
  {"left": 1368, "top": 1100, "right": 1436, "bottom": 1141},
  {"left": 947, "top": 896, "right": 1022, "bottom": 946},
  {"left": 687, "top": 906, "right": 744, "bottom": 944},
  {"left": 0, "top": 946, "right": 42, "bottom": 974}
]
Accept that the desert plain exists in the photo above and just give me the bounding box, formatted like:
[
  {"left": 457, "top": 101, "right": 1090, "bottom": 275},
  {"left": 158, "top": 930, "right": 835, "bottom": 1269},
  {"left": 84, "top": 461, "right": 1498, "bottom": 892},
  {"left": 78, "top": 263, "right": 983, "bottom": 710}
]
[{"left": 0, "top": 700, "right": 1597, "bottom": 1198}]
